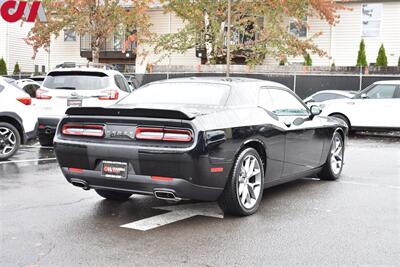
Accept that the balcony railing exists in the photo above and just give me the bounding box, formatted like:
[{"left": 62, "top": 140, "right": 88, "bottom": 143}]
[{"left": 80, "top": 34, "right": 137, "bottom": 60}]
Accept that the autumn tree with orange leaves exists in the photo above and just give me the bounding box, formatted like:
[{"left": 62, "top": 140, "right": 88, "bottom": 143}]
[
  {"left": 26, "top": 0, "right": 153, "bottom": 63},
  {"left": 156, "top": 0, "right": 347, "bottom": 65}
]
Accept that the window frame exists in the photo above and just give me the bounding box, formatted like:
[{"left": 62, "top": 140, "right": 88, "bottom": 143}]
[
  {"left": 64, "top": 29, "right": 77, "bottom": 42},
  {"left": 289, "top": 17, "right": 308, "bottom": 38}
]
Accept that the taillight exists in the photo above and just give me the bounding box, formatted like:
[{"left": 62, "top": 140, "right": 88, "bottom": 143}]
[
  {"left": 62, "top": 124, "right": 105, "bottom": 137},
  {"left": 135, "top": 127, "right": 193, "bottom": 142},
  {"left": 36, "top": 88, "right": 52, "bottom": 99},
  {"left": 98, "top": 89, "right": 119, "bottom": 100},
  {"left": 16, "top": 97, "right": 32, "bottom": 105}
]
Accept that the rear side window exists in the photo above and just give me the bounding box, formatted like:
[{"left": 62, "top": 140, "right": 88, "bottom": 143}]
[
  {"left": 23, "top": 84, "right": 40, "bottom": 98},
  {"left": 43, "top": 71, "right": 110, "bottom": 90},
  {"left": 114, "top": 75, "right": 130, "bottom": 92},
  {"left": 313, "top": 93, "right": 347, "bottom": 102}
]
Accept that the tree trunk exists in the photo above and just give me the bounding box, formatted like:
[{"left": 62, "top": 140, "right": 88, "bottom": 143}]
[
  {"left": 92, "top": 46, "right": 100, "bottom": 63},
  {"left": 92, "top": 37, "right": 101, "bottom": 63}
]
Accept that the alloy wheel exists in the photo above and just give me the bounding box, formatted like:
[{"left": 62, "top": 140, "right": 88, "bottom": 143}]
[
  {"left": 0, "top": 127, "right": 17, "bottom": 157},
  {"left": 330, "top": 135, "right": 343, "bottom": 175},
  {"left": 237, "top": 155, "right": 262, "bottom": 209}
]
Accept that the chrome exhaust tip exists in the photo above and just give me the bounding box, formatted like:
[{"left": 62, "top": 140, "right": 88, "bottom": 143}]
[
  {"left": 154, "top": 190, "right": 182, "bottom": 202},
  {"left": 70, "top": 179, "right": 90, "bottom": 191}
]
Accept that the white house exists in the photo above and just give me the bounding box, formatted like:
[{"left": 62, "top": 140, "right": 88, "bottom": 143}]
[
  {"left": 2, "top": 0, "right": 399, "bottom": 74},
  {"left": 0, "top": 18, "right": 48, "bottom": 75}
]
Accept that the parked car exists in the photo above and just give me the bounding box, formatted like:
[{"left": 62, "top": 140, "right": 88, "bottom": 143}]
[
  {"left": 29, "top": 76, "right": 46, "bottom": 86},
  {"left": 14, "top": 79, "right": 41, "bottom": 98},
  {"left": 320, "top": 80, "right": 400, "bottom": 131},
  {"left": 36, "top": 65, "right": 133, "bottom": 146},
  {"left": 303, "top": 90, "right": 357, "bottom": 107},
  {"left": 0, "top": 77, "right": 38, "bottom": 160},
  {"left": 53, "top": 77, "right": 347, "bottom": 216}
]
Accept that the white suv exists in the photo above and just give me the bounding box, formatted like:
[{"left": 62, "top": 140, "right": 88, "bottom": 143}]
[
  {"left": 0, "top": 77, "right": 38, "bottom": 160},
  {"left": 36, "top": 65, "right": 132, "bottom": 146}
]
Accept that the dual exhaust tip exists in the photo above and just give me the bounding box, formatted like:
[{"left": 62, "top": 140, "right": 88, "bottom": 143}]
[{"left": 70, "top": 179, "right": 181, "bottom": 202}]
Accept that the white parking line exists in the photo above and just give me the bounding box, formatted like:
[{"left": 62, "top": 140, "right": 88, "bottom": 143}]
[
  {"left": 121, "top": 202, "right": 224, "bottom": 231},
  {"left": 20, "top": 145, "right": 53, "bottom": 149},
  {"left": 0, "top": 158, "right": 57, "bottom": 165}
]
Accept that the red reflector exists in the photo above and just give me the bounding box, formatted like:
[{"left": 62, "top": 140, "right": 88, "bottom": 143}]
[
  {"left": 16, "top": 97, "right": 32, "bottom": 105},
  {"left": 62, "top": 124, "right": 105, "bottom": 137},
  {"left": 68, "top": 168, "right": 83, "bottom": 173},
  {"left": 151, "top": 176, "right": 174, "bottom": 181},
  {"left": 38, "top": 124, "right": 46, "bottom": 129},
  {"left": 211, "top": 167, "right": 224, "bottom": 173}
]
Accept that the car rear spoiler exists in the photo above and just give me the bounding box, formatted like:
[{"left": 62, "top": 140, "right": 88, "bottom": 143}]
[{"left": 65, "top": 107, "right": 195, "bottom": 120}]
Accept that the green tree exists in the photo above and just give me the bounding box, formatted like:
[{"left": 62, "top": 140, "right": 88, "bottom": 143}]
[
  {"left": 13, "top": 62, "right": 21, "bottom": 75},
  {"left": 397, "top": 55, "right": 400, "bottom": 67},
  {"left": 356, "top": 39, "right": 368, "bottom": 67},
  {"left": 0, "top": 58, "right": 7, "bottom": 75},
  {"left": 155, "top": 0, "right": 346, "bottom": 65},
  {"left": 375, "top": 44, "right": 388, "bottom": 67},
  {"left": 304, "top": 53, "right": 312, "bottom": 66},
  {"left": 26, "top": 0, "right": 153, "bottom": 63}
]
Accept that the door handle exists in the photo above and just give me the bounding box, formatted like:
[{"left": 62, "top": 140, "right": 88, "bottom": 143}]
[{"left": 284, "top": 120, "right": 291, "bottom": 127}]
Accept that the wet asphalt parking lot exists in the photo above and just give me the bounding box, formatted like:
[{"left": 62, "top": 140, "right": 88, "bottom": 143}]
[{"left": 1, "top": 136, "right": 399, "bottom": 266}]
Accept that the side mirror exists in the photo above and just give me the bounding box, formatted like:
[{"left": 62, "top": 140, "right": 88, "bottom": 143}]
[
  {"left": 361, "top": 93, "right": 368, "bottom": 99},
  {"left": 310, "top": 105, "right": 322, "bottom": 116}
]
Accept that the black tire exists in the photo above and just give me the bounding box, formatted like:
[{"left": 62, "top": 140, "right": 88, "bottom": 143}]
[
  {"left": 318, "top": 132, "right": 344, "bottom": 181},
  {"left": 0, "top": 122, "right": 21, "bottom": 160},
  {"left": 38, "top": 134, "right": 54, "bottom": 147},
  {"left": 218, "top": 147, "right": 264, "bottom": 216},
  {"left": 330, "top": 114, "right": 350, "bottom": 132},
  {"left": 95, "top": 189, "right": 132, "bottom": 201}
]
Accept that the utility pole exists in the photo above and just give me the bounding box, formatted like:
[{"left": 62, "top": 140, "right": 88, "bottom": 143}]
[{"left": 226, "top": 0, "right": 231, "bottom": 77}]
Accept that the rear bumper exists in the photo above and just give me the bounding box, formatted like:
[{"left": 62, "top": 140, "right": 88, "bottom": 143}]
[
  {"left": 23, "top": 121, "right": 38, "bottom": 144},
  {"left": 62, "top": 167, "right": 223, "bottom": 201},
  {"left": 54, "top": 140, "right": 232, "bottom": 201},
  {"left": 38, "top": 117, "right": 60, "bottom": 136}
]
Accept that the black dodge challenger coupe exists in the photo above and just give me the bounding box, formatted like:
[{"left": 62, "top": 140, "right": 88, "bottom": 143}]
[{"left": 54, "top": 77, "right": 347, "bottom": 216}]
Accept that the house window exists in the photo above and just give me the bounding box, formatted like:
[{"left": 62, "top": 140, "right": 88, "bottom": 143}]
[
  {"left": 289, "top": 18, "right": 307, "bottom": 38},
  {"left": 42, "top": 65, "right": 45, "bottom": 73},
  {"left": 64, "top": 29, "right": 77, "bottom": 42},
  {"left": 361, "top": 3, "right": 382, "bottom": 37}
]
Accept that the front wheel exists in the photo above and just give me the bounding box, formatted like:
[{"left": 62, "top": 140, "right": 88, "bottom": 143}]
[
  {"left": 218, "top": 147, "right": 264, "bottom": 216},
  {"left": 0, "top": 122, "right": 21, "bottom": 160},
  {"left": 318, "top": 132, "right": 344, "bottom": 181},
  {"left": 95, "top": 189, "right": 132, "bottom": 201}
]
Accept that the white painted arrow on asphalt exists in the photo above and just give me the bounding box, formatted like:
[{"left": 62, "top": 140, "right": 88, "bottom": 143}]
[{"left": 120, "top": 202, "right": 224, "bottom": 231}]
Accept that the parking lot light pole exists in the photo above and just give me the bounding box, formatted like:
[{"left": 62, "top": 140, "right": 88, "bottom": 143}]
[{"left": 226, "top": 0, "right": 232, "bottom": 78}]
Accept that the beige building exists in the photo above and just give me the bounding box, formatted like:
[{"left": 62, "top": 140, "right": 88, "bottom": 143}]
[{"left": 1, "top": 1, "right": 399, "bottom": 74}]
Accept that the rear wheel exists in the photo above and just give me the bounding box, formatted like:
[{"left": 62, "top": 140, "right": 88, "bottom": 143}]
[
  {"left": 38, "top": 133, "right": 54, "bottom": 147},
  {"left": 0, "top": 122, "right": 21, "bottom": 160},
  {"left": 95, "top": 189, "right": 132, "bottom": 201},
  {"left": 318, "top": 132, "right": 344, "bottom": 181},
  {"left": 218, "top": 148, "right": 264, "bottom": 216}
]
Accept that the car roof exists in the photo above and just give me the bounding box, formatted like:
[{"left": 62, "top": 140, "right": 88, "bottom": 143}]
[
  {"left": 312, "top": 90, "right": 356, "bottom": 96},
  {"left": 47, "top": 67, "right": 121, "bottom": 75},
  {"left": 373, "top": 80, "right": 400, "bottom": 85},
  {"left": 150, "top": 77, "right": 289, "bottom": 89}
]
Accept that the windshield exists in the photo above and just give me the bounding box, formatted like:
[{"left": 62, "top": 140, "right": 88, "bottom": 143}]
[
  {"left": 43, "top": 71, "right": 110, "bottom": 90},
  {"left": 120, "top": 82, "right": 231, "bottom": 106}
]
